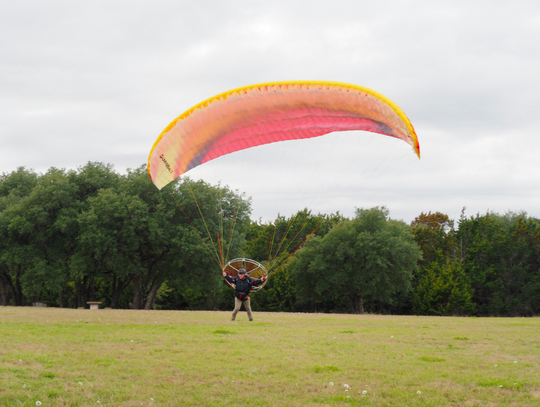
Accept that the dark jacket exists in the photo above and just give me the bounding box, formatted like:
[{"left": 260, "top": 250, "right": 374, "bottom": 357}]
[{"left": 224, "top": 274, "right": 263, "bottom": 301}]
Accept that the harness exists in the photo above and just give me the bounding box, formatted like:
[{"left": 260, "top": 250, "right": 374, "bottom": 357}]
[{"left": 235, "top": 277, "right": 253, "bottom": 301}]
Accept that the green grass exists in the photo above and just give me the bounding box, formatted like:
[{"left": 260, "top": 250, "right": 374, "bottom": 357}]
[
  {"left": 212, "top": 329, "right": 236, "bottom": 335},
  {"left": 1, "top": 307, "right": 540, "bottom": 406},
  {"left": 418, "top": 356, "right": 446, "bottom": 362},
  {"left": 314, "top": 365, "right": 341, "bottom": 373}
]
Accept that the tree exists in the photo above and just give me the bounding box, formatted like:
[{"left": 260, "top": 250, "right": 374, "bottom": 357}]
[
  {"left": 244, "top": 210, "right": 344, "bottom": 268},
  {"left": 164, "top": 177, "right": 252, "bottom": 310},
  {"left": 73, "top": 187, "right": 150, "bottom": 308},
  {"left": 411, "top": 212, "right": 457, "bottom": 267},
  {"left": 0, "top": 167, "right": 39, "bottom": 305},
  {"left": 250, "top": 252, "right": 298, "bottom": 312},
  {"left": 1, "top": 167, "right": 80, "bottom": 306},
  {"left": 5, "top": 163, "right": 122, "bottom": 308},
  {"left": 73, "top": 167, "right": 252, "bottom": 310},
  {"left": 411, "top": 259, "right": 476, "bottom": 316},
  {"left": 408, "top": 212, "right": 464, "bottom": 314},
  {"left": 291, "top": 207, "right": 421, "bottom": 314},
  {"left": 456, "top": 212, "right": 540, "bottom": 316},
  {"left": 244, "top": 210, "right": 344, "bottom": 312},
  {"left": 173, "top": 178, "right": 251, "bottom": 270}
]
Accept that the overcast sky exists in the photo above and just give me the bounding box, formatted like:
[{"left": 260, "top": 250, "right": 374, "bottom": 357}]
[{"left": 1, "top": 0, "right": 539, "bottom": 223}]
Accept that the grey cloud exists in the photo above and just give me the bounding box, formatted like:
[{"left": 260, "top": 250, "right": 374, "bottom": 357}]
[{"left": 1, "top": 0, "right": 540, "bottom": 223}]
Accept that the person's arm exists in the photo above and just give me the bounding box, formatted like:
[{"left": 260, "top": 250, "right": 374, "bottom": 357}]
[
  {"left": 250, "top": 275, "right": 267, "bottom": 286},
  {"left": 222, "top": 271, "right": 235, "bottom": 284}
]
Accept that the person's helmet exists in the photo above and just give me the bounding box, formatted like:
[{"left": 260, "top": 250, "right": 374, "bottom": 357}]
[{"left": 238, "top": 268, "right": 246, "bottom": 275}]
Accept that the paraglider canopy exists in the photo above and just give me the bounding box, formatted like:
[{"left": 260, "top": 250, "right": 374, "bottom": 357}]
[{"left": 147, "top": 81, "right": 420, "bottom": 190}]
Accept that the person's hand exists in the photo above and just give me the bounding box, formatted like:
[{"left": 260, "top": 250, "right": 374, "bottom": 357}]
[
  {"left": 262, "top": 275, "right": 267, "bottom": 281},
  {"left": 222, "top": 271, "right": 226, "bottom": 277}
]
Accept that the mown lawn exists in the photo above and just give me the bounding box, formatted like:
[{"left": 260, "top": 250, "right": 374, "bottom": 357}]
[{"left": 1, "top": 307, "right": 539, "bottom": 406}]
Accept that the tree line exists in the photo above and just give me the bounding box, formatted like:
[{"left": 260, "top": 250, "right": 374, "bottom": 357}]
[
  {"left": 0, "top": 163, "right": 250, "bottom": 310},
  {"left": 1, "top": 163, "right": 539, "bottom": 316}
]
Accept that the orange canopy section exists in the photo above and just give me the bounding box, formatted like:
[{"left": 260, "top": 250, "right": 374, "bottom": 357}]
[{"left": 148, "top": 81, "right": 420, "bottom": 190}]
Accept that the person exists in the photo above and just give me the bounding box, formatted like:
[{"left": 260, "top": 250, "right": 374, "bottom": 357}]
[{"left": 222, "top": 268, "right": 267, "bottom": 321}]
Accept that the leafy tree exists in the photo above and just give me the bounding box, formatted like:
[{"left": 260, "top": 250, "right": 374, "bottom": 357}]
[
  {"left": 411, "top": 259, "right": 476, "bottom": 316},
  {"left": 0, "top": 162, "right": 251, "bottom": 310},
  {"left": 0, "top": 167, "right": 39, "bottom": 199},
  {"left": 0, "top": 164, "right": 118, "bottom": 307},
  {"left": 73, "top": 187, "right": 150, "bottom": 308},
  {"left": 244, "top": 210, "right": 345, "bottom": 312},
  {"left": 2, "top": 168, "right": 80, "bottom": 306},
  {"left": 291, "top": 207, "right": 421, "bottom": 314},
  {"left": 244, "top": 209, "right": 344, "bottom": 268},
  {"left": 165, "top": 177, "right": 252, "bottom": 310},
  {"left": 506, "top": 218, "right": 540, "bottom": 315},
  {"left": 411, "top": 212, "right": 457, "bottom": 267},
  {"left": 72, "top": 167, "right": 252, "bottom": 310},
  {"left": 456, "top": 212, "right": 540, "bottom": 316},
  {"left": 250, "top": 252, "right": 298, "bottom": 312},
  {"left": 408, "top": 212, "right": 463, "bottom": 314},
  {"left": 0, "top": 167, "right": 39, "bottom": 305},
  {"left": 173, "top": 178, "right": 251, "bottom": 269}
]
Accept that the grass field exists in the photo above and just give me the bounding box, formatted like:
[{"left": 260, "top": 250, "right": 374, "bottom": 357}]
[{"left": 1, "top": 307, "right": 539, "bottom": 406}]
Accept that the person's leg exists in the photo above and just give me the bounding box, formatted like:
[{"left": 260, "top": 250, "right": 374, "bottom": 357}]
[
  {"left": 231, "top": 298, "right": 242, "bottom": 320},
  {"left": 244, "top": 298, "right": 253, "bottom": 321}
]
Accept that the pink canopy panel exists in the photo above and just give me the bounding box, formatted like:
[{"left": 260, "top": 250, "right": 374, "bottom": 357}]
[{"left": 148, "top": 81, "right": 420, "bottom": 190}]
